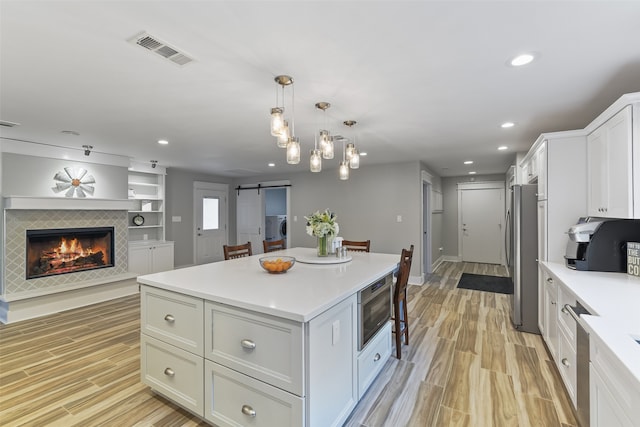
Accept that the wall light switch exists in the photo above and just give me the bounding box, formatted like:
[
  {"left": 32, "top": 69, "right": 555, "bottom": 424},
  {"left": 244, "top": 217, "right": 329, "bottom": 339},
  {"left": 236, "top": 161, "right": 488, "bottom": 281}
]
[
  {"left": 396, "top": 215, "right": 402, "bottom": 223},
  {"left": 294, "top": 215, "right": 298, "bottom": 222},
  {"left": 172, "top": 216, "right": 182, "bottom": 222},
  {"left": 332, "top": 320, "right": 340, "bottom": 345}
]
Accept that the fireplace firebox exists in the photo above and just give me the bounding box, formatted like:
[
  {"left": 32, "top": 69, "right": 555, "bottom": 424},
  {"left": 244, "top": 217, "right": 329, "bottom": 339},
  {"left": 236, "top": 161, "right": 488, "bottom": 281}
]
[{"left": 26, "top": 227, "right": 115, "bottom": 279}]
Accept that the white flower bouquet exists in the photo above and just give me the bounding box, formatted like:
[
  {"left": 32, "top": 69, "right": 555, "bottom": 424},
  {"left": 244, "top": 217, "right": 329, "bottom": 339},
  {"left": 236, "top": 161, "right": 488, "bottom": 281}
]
[{"left": 305, "top": 209, "right": 339, "bottom": 237}]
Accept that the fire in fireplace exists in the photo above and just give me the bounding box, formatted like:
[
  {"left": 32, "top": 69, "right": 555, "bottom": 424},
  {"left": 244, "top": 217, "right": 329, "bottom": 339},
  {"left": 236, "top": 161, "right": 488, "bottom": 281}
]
[{"left": 26, "top": 227, "right": 114, "bottom": 279}]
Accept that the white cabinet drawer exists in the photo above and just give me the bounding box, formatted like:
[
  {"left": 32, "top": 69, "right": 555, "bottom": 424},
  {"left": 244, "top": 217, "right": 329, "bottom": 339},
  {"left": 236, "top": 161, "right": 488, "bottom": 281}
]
[
  {"left": 590, "top": 333, "right": 640, "bottom": 422},
  {"left": 557, "top": 328, "right": 577, "bottom": 407},
  {"left": 557, "top": 284, "right": 577, "bottom": 345},
  {"left": 204, "top": 302, "right": 304, "bottom": 396},
  {"left": 204, "top": 360, "right": 304, "bottom": 427},
  {"left": 357, "top": 322, "right": 391, "bottom": 399},
  {"left": 141, "top": 334, "right": 204, "bottom": 415},
  {"left": 141, "top": 286, "right": 204, "bottom": 355}
]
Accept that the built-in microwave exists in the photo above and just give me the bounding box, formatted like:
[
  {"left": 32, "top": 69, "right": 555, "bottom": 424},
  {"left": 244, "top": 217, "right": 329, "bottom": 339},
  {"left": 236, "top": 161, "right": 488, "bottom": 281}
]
[{"left": 357, "top": 273, "right": 392, "bottom": 350}]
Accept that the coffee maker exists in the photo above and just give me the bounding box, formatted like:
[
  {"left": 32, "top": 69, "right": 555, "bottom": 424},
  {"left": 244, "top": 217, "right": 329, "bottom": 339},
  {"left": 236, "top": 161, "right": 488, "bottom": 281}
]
[{"left": 565, "top": 218, "right": 640, "bottom": 272}]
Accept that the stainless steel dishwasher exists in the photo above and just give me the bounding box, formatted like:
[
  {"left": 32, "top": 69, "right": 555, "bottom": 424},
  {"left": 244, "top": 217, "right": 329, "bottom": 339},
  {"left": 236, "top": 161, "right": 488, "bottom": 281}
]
[{"left": 565, "top": 301, "right": 591, "bottom": 427}]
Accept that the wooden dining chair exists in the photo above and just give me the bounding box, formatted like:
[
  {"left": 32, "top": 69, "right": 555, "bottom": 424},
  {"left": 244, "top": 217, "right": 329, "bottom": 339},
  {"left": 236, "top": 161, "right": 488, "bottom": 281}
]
[
  {"left": 223, "top": 242, "right": 252, "bottom": 260},
  {"left": 263, "top": 239, "right": 286, "bottom": 253},
  {"left": 341, "top": 239, "right": 371, "bottom": 253},
  {"left": 392, "top": 244, "right": 414, "bottom": 359}
]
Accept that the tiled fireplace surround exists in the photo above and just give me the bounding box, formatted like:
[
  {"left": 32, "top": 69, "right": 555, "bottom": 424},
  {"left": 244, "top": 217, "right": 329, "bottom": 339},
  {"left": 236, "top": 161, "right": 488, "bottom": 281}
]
[{"left": 1, "top": 206, "right": 137, "bottom": 323}]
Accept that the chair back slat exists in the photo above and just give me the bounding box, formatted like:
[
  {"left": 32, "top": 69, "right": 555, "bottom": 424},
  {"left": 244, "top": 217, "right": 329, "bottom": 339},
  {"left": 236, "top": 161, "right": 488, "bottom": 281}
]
[
  {"left": 223, "top": 242, "right": 252, "bottom": 260},
  {"left": 263, "top": 239, "right": 286, "bottom": 253},
  {"left": 394, "top": 245, "right": 414, "bottom": 299},
  {"left": 342, "top": 239, "right": 370, "bottom": 253}
]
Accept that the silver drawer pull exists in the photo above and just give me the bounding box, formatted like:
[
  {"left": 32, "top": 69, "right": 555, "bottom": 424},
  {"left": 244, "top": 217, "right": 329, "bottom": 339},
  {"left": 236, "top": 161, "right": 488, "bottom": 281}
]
[
  {"left": 561, "top": 358, "right": 570, "bottom": 367},
  {"left": 241, "top": 404, "right": 256, "bottom": 417},
  {"left": 373, "top": 353, "right": 381, "bottom": 362},
  {"left": 241, "top": 339, "right": 256, "bottom": 350},
  {"left": 551, "top": 301, "right": 556, "bottom": 305},
  {"left": 561, "top": 306, "right": 568, "bottom": 314},
  {"left": 164, "top": 367, "right": 175, "bottom": 377},
  {"left": 546, "top": 277, "right": 553, "bottom": 283},
  {"left": 164, "top": 314, "right": 175, "bottom": 323}
]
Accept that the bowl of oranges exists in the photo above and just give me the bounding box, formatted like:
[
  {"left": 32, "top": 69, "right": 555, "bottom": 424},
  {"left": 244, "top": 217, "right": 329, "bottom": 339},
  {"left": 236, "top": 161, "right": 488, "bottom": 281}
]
[{"left": 259, "top": 256, "right": 295, "bottom": 274}]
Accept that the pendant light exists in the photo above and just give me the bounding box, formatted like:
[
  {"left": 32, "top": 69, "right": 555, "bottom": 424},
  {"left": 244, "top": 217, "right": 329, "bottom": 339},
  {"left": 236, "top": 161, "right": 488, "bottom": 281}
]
[
  {"left": 270, "top": 75, "right": 293, "bottom": 138},
  {"left": 343, "top": 120, "right": 360, "bottom": 170},
  {"left": 287, "top": 137, "right": 300, "bottom": 164},
  {"left": 316, "top": 102, "right": 334, "bottom": 159},
  {"left": 339, "top": 139, "right": 350, "bottom": 180}
]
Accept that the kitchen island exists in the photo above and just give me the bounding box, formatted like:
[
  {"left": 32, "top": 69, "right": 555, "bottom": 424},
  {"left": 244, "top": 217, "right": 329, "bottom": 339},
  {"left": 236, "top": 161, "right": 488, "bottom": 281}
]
[{"left": 137, "top": 247, "right": 399, "bottom": 427}]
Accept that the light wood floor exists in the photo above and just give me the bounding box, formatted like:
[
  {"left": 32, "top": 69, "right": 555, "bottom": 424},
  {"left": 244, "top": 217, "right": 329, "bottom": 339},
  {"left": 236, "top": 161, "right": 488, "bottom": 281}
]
[{"left": 0, "top": 261, "right": 577, "bottom": 426}]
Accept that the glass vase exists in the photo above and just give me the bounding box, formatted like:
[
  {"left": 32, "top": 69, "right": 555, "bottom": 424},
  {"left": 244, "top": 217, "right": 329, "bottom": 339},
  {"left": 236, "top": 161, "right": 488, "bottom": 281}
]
[{"left": 317, "top": 235, "right": 330, "bottom": 257}]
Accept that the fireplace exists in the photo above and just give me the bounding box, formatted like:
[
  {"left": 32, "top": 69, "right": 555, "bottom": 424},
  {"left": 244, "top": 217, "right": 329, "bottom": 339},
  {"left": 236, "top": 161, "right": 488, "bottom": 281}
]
[{"left": 26, "top": 227, "right": 115, "bottom": 279}]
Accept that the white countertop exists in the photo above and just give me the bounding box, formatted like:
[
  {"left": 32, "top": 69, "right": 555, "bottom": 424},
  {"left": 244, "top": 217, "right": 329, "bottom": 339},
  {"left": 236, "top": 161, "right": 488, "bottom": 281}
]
[
  {"left": 137, "top": 247, "right": 399, "bottom": 322},
  {"left": 541, "top": 262, "right": 640, "bottom": 383}
]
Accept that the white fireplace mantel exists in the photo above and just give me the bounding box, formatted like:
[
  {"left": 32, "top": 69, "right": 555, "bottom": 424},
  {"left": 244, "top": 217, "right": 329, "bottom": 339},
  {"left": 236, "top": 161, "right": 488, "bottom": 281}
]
[{"left": 3, "top": 196, "right": 135, "bottom": 210}]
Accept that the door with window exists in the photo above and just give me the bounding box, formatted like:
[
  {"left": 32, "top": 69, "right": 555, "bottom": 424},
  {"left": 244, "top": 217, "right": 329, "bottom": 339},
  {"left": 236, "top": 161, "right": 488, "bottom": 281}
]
[{"left": 194, "top": 183, "right": 228, "bottom": 264}]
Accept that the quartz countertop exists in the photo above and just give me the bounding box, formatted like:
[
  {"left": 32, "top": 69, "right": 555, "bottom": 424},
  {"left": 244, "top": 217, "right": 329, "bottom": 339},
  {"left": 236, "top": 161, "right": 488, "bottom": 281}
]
[
  {"left": 137, "top": 247, "right": 399, "bottom": 322},
  {"left": 540, "top": 262, "right": 640, "bottom": 384}
]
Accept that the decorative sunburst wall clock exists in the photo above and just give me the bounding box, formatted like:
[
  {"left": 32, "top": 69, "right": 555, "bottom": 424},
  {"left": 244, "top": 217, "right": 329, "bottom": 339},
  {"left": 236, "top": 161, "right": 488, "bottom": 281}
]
[{"left": 52, "top": 167, "right": 96, "bottom": 197}]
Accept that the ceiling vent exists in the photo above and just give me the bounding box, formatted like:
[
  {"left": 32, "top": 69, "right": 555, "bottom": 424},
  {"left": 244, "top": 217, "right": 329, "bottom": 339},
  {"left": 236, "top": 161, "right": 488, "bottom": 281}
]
[
  {"left": 128, "top": 31, "right": 194, "bottom": 66},
  {"left": 0, "top": 120, "right": 20, "bottom": 128}
]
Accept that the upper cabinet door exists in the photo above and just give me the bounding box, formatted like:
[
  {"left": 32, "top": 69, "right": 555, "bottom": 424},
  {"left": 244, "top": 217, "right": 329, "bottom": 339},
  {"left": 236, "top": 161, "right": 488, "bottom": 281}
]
[{"left": 587, "top": 105, "right": 634, "bottom": 218}]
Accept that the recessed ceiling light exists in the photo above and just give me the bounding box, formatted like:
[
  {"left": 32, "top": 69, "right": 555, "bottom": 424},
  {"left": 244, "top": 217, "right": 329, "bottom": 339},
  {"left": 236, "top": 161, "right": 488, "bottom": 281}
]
[
  {"left": 469, "top": 171, "right": 477, "bottom": 175},
  {"left": 501, "top": 122, "right": 515, "bottom": 128},
  {"left": 268, "top": 163, "right": 275, "bottom": 167},
  {"left": 498, "top": 146, "right": 508, "bottom": 151},
  {"left": 464, "top": 160, "right": 473, "bottom": 165},
  {"left": 510, "top": 53, "right": 535, "bottom": 67},
  {"left": 158, "top": 139, "right": 169, "bottom": 145},
  {"left": 61, "top": 130, "right": 80, "bottom": 136},
  {"left": 360, "top": 152, "right": 368, "bottom": 156}
]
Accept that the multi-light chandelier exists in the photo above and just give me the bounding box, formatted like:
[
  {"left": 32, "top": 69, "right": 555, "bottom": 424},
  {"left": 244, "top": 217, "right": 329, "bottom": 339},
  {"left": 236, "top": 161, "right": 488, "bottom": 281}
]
[{"left": 270, "top": 75, "right": 363, "bottom": 180}]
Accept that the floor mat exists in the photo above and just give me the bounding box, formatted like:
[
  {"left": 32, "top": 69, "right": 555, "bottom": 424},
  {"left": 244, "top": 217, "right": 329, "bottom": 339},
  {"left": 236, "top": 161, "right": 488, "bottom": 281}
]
[{"left": 456, "top": 273, "right": 513, "bottom": 294}]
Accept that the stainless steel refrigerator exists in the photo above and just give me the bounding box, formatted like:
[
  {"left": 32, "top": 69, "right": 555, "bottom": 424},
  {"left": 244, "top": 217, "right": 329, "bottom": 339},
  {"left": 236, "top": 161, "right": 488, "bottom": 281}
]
[{"left": 506, "top": 184, "right": 539, "bottom": 334}]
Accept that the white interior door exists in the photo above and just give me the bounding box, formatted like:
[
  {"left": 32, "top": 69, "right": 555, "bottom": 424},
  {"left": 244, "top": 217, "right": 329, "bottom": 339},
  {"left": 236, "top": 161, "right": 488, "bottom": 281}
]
[
  {"left": 194, "top": 184, "right": 228, "bottom": 264},
  {"left": 237, "top": 188, "right": 264, "bottom": 254},
  {"left": 460, "top": 186, "right": 503, "bottom": 264}
]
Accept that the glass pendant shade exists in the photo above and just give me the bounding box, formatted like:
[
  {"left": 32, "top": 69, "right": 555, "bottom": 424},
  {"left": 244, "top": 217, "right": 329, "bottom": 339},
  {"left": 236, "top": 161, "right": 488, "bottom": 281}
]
[
  {"left": 310, "top": 149, "right": 322, "bottom": 172},
  {"left": 339, "top": 161, "right": 350, "bottom": 180},
  {"left": 345, "top": 142, "right": 356, "bottom": 160},
  {"left": 322, "top": 137, "right": 334, "bottom": 159},
  {"left": 270, "top": 108, "right": 284, "bottom": 136},
  {"left": 349, "top": 150, "right": 360, "bottom": 169},
  {"left": 287, "top": 137, "right": 300, "bottom": 164},
  {"left": 276, "top": 121, "right": 290, "bottom": 148}
]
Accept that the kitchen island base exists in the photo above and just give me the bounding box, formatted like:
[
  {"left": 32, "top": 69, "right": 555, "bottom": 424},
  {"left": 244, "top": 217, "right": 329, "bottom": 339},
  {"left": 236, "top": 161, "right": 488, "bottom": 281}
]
[{"left": 138, "top": 249, "right": 398, "bottom": 427}]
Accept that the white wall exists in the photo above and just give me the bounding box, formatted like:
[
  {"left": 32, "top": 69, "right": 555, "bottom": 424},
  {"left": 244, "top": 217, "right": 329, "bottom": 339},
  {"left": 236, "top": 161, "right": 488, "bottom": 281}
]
[
  {"left": 165, "top": 168, "right": 232, "bottom": 267},
  {"left": 233, "top": 161, "right": 441, "bottom": 280}
]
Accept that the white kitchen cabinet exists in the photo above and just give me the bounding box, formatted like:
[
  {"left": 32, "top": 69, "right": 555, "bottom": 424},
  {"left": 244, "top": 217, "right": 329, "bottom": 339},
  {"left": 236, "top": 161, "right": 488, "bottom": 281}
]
[
  {"left": 357, "top": 322, "right": 391, "bottom": 399},
  {"left": 587, "top": 105, "right": 634, "bottom": 218},
  {"left": 590, "top": 330, "right": 640, "bottom": 426},
  {"left": 540, "top": 268, "right": 558, "bottom": 360},
  {"left": 129, "top": 241, "right": 174, "bottom": 275},
  {"left": 523, "top": 131, "right": 586, "bottom": 264},
  {"left": 204, "top": 360, "right": 304, "bottom": 427},
  {"left": 204, "top": 301, "right": 304, "bottom": 396},
  {"left": 536, "top": 142, "right": 547, "bottom": 200},
  {"left": 141, "top": 334, "right": 204, "bottom": 415},
  {"left": 140, "top": 282, "right": 376, "bottom": 427}
]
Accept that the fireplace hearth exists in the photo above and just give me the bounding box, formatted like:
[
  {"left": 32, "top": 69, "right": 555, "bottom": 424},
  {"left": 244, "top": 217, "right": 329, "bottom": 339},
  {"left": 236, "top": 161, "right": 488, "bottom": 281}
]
[{"left": 26, "top": 227, "right": 115, "bottom": 279}]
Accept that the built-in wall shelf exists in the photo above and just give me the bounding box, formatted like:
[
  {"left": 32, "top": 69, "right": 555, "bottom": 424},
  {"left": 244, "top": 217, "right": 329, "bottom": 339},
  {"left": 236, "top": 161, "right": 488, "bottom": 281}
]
[{"left": 128, "top": 162, "right": 167, "bottom": 243}]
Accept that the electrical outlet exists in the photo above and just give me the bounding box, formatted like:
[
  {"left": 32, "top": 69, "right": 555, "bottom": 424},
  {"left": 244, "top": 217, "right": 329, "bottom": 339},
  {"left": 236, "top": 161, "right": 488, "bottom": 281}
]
[
  {"left": 396, "top": 215, "right": 402, "bottom": 223},
  {"left": 172, "top": 216, "right": 182, "bottom": 222}
]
